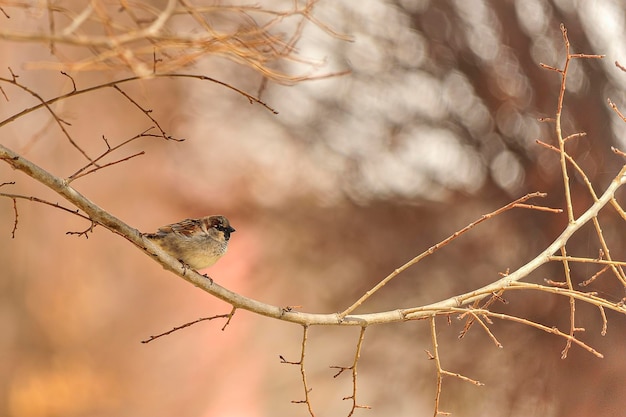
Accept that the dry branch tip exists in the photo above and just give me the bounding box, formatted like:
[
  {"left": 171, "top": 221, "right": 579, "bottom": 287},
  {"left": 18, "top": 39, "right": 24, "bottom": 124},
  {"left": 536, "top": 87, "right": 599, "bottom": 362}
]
[{"left": 140, "top": 313, "right": 231, "bottom": 344}]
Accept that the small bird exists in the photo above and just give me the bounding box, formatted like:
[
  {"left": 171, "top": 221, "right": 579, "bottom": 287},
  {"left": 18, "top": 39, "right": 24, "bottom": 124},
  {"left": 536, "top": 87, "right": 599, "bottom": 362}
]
[{"left": 144, "top": 215, "right": 235, "bottom": 269}]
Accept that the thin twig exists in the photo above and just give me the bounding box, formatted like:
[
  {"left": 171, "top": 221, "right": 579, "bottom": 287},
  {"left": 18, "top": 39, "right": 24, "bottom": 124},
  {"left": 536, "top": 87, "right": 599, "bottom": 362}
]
[
  {"left": 46, "top": 0, "right": 55, "bottom": 54},
  {"left": 68, "top": 128, "right": 158, "bottom": 181},
  {"left": 537, "top": 139, "right": 626, "bottom": 286},
  {"left": 0, "top": 73, "right": 278, "bottom": 131},
  {"left": 505, "top": 282, "right": 626, "bottom": 316},
  {"left": 608, "top": 98, "right": 626, "bottom": 123},
  {"left": 219, "top": 306, "right": 236, "bottom": 331},
  {"left": 286, "top": 326, "right": 315, "bottom": 417},
  {"left": 599, "top": 305, "right": 608, "bottom": 336},
  {"left": 428, "top": 316, "right": 482, "bottom": 417},
  {"left": 141, "top": 313, "right": 231, "bottom": 343},
  {"left": 549, "top": 255, "right": 626, "bottom": 267},
  {"left": 540, "top": 25, "right": 603, "bottom": 223},
  {"left": 69, "top": 151, "right": 146, "bottom": 182},
  {"left": 484, "top": 310, "right": 603, "bottom": 358},
  {"left": 10, "top": 197, "right": 18, "bottom": 237},
  {"left": 339, "top": 192, "right": 552, "bottom": 318},
  {"left": 0, "top": 192, "right": 92, "bottom": 222},
  {"left": 555, "top": 24, "right": 574, "bottom": 222},
  {"left": 111, "top": 84, "right": 183, "bottom": 141},
  {"left": 512, "top": 203, "right": 562, "bottom": 213},
  {"left": 459, "top": 290, "right": 506, "bottom": 338},
  {"left": 337, "top": 326, "right": 371, "bottom": 416},
  {"left": 559, "top": 245, "right": 577, "bottom": 359},
  {"left": 465, "top": 312, "right": 503, "bottom": 348},
  {"left": 1, "top": 68, "right": 93, "bottom": 162},
  {"left": 429, "top": 316, "right": 447, "bottom": 417},
  {"left": 579, "top": 265, "right": 610, "bottom": 287}
]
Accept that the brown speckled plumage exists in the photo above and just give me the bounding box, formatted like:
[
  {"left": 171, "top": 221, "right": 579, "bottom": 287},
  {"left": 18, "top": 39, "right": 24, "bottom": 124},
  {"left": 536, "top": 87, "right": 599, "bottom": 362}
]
[{"left": 144, "top": 215, "right": 235, "bottom": 269}]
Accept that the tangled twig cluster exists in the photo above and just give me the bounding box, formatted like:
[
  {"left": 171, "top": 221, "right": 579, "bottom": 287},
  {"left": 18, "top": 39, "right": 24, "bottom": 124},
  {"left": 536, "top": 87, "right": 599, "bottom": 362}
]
[{"left": 0, "top": 0, "right": 350, "bottom": 80}]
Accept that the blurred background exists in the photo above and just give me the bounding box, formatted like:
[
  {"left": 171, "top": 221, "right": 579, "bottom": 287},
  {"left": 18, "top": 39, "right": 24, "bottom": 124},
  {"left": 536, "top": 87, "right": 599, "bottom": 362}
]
[{"left": 2, "top": 0, "right": 626, "bottom": 416}]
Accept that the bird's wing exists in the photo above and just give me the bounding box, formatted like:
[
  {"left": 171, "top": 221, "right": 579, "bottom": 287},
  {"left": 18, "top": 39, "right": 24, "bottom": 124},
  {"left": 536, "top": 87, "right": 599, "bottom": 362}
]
[{"left": 157, "top": 218, "right": 203, "bottom": 237}]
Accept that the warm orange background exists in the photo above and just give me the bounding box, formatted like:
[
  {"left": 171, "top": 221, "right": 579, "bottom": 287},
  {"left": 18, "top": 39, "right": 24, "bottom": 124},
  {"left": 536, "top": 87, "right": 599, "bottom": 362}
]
[{"left": 2, "top": 2, "right": 626, "bottom": 417}]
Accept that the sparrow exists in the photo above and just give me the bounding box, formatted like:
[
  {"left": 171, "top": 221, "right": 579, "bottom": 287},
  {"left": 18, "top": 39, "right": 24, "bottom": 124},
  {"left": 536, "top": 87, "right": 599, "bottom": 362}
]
[{"left": 144, "top": 215, "right": 235, "bottom": 269}]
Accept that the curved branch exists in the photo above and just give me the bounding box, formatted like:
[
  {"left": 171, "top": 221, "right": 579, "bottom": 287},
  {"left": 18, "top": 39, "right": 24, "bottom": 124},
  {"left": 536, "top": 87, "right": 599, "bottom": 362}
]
[
  {"left": 0, "top": 72, "right": 277, "bottom": 132},
  {"left": 2, "top": 143, "right": 626, "bottom": 328}
]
